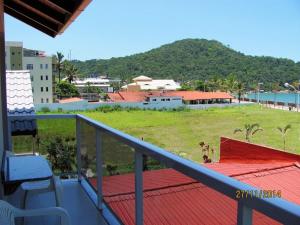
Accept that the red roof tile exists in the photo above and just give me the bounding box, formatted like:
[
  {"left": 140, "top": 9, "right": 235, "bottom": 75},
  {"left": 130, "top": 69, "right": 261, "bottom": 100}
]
[
  {"left": 88, "top": 138, "right": 299, "bottom": 225},
  {"left": 58, "top": 97, "right": 83, "bottom": 103}
]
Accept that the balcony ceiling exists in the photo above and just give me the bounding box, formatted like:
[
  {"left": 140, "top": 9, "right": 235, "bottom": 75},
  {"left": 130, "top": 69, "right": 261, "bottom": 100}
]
[{"left": 4, "top": 0, "right": 92, "bottom": 37}]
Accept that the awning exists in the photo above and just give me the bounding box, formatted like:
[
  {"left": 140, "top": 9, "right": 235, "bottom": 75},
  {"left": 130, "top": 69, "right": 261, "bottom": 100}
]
[{"left": 4, "top": 0, "right": 92, "bottom": 37}]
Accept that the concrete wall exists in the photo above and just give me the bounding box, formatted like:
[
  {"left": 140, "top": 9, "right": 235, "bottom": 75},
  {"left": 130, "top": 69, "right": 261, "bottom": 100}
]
[
  {"left": 35, "top": 100, "right": 184, "bottom": 112},
  {"left": 186, "top": 102, "right": 252, "bottom": 110},
  {"left": 35, "top": 101, "right": 253, "bottom": 112}
]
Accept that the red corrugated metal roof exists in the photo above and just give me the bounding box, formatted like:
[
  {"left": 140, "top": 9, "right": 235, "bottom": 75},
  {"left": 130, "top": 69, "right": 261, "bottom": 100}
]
[
  {"left": 220, "top": 137, "right": 300, "bottom": 163},
  {"left": 89, "top": 139, "right": 299, "bottom": 225},
  {"left": 108, "top": 91, "right": 233, "bottom": 102}
]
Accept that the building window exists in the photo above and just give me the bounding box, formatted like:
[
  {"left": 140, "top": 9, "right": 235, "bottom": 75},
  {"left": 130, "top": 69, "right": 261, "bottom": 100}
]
[
  {"left": 12, "top": 64, "right": 15, "bottom": 67},
  {"left": 41, "top": 98, "right": 44, "bottom": 103},
  {"left": 41, "top": 87, "right": 43, "bottom": 92},
  {"left": 32, "top": 87, "right": 34, "bottom": 93},
  {"left": 30, "top": 76, "right": 33, "bottom": 82},
  {"left": 45, "top": 64, "right": 48, "bottom": 69},
  {"left": 40, "top": 64, "right": 43, "bottom": 69},
  {"left": 12, "top": 52, "right": 15, "bottom": 55},
  {"left": 166, "top": 98, "right": 170, "bottom": 101},
  {"left": 161, "top": 99, "right": 165, "bottom": 101},
  {"left": 46, "top": 87, "right": 49, "bottom": 92},
  {"left": 26, "top": 64, "right": 33, "bottom": 70},
  {"left": 46, "top": 98, "right": 49, "bottom": 103},
  {"left": 152, "top": 99, "right": 157, "bottom": 101},
  {"left": 41, "top": 75, "right": 43, "bottom": 80},
  {"left": 46, "top": 75, "right": 48, "bottom": 80}
]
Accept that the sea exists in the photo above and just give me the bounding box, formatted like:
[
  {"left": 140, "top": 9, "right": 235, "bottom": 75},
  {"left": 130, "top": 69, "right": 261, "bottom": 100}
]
[{"left": 246, "top": 92, "right": 300, "bottom": 105}]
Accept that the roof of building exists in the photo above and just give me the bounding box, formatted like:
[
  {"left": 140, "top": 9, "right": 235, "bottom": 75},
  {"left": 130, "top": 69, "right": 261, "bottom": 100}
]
[
  {"left": 73, "top": 78, "right": 110, "bottom": 84},
  {"left": 108, "top": 91, "right": 233, "bottom": 102},
  {"left": 6, "top": 70, "right": 36, "bottom": 136},
  {"left": 89, "top": 137, "right": 300, "bottom": 225},
  {"left": 123, "top": 79, "right": 181, "bottom": 91},
  {"left": 169, "top": 91, "right": 234, "bottom": 101},
  {"left": 132, "top": 76, "right": 153, "bottom": 81},
  {"left": 4, "top": 0, "right": 92, "bottom": 37},
  {"left": 58, "top": 97, "right": 84, "bottom": 103}
]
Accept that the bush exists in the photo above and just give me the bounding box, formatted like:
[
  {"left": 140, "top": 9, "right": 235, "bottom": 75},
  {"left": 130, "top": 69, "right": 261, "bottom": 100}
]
[
  {"left": 40, "top": 107, "right": 50, "bottom": 113},
  {"left": 45, "top": 136, "right": 76, "bottom": 174}
]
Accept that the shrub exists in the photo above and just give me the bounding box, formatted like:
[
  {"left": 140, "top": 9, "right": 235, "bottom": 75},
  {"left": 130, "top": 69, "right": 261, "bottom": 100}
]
[
  {"left": 40, "top": 107, "right": 50, "bottom": 113},
  {"left": 45, "top": 136, "right": 76, "bottom": 174}
]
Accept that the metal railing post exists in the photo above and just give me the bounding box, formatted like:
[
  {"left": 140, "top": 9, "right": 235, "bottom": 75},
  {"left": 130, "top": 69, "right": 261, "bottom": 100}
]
[
  {"left": 135, "top": 150, "right": 143, "bottom": 225},
  {"left": 237, "top": 201, "right": 252, "bottom": 225},
  {"left": 96, "top": 129, "right": 103, "bottom": 210},
  {"left": 7, "top": 116, "right": 12, "bottom": 151},
  {"left": 76, "top": 117, "right": 82, "bottom": 181}
]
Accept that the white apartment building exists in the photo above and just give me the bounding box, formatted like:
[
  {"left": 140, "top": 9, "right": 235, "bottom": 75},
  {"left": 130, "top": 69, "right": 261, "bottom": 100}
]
[
  {"left": 72, "top": 77, "right": 114, "bottom": 93},
  {"left": 5, "top": 41, "right": 53, "bottom": 104}
]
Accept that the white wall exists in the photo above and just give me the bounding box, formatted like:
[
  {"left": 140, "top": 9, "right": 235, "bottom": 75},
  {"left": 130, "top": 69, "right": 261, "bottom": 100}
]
[
  {"left": 186, "top": 102, "right": 253, "bottom": 109},
  {"left": 35, "top": 100, "right": 184, "bottom": 111},
  {"left": 23, "top": 56, "right": 53, "bottom": 104}
]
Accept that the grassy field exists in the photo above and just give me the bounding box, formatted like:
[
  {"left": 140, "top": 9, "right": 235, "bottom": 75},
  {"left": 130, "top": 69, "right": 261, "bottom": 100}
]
[{"left": 13, "top": 105, "right": 300, "bottom": 163}]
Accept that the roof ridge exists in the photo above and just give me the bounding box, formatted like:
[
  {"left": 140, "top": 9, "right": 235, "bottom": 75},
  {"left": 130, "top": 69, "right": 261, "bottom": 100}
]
[
  {"left": 103, "top": 180, "right": 199, "bottom": 199},
  {"left": 230, "top": 163, "right": 295, "bottom": 178},
  {"left": 104, "top": 181, "right": 203, "bottom": 203}
]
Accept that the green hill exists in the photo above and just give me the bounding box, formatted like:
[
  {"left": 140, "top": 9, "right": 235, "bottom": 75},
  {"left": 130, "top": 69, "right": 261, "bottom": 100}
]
[{"left": 71, "top": 39, "right": 300, "bottom": 85}]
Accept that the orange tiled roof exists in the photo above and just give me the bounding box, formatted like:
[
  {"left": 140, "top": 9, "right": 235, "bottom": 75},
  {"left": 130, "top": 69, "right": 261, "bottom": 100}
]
[
  {"left": 58, "top": 97, "right": 83, "bottom": 103},
  {"left": 108, "top": 91, "right": 233, "bottom": 102}
]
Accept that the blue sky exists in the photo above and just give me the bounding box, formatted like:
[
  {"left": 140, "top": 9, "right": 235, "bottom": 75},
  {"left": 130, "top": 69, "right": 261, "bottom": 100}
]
[{"left": 5, "top": 0, "right": 300, "bottom": 61}]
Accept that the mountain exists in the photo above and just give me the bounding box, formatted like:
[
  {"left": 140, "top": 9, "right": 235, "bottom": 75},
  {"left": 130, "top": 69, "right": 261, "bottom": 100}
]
[{"left": 71, "top": 39, "right": 300, "bottom": 85}]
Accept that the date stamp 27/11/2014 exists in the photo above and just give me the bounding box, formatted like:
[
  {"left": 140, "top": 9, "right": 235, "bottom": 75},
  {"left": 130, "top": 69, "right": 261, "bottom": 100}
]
[{"left": 236, "top": 190, "right": 281, "bottom": 199}]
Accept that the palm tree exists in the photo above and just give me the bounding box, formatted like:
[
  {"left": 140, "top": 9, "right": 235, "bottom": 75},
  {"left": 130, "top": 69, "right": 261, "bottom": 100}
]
[
  {"left": 272, "top": 83, "right": 280, "bottom": 106},
  {"left": 63, "top": 62, "right": 78, "bottom": 84},
  {"left": 224, "top": 74, "right": 238, "bottom": 93},
  {"left": 277, "top": 124, "right": 291, "bottom": 151},
  {"left": 236, "top": 81, "right": 245, "bottom": 103},
  {"left": 234, "top": 123, "right": 263, "bottom": 142},
  {"left": 56, "top": 52, "right": 64, "bottom": 83}
]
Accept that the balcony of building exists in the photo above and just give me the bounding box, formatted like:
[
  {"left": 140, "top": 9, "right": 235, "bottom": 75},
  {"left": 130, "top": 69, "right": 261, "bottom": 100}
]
[{"left": 1, "top": 114, "right": 300, "bottom": 225}]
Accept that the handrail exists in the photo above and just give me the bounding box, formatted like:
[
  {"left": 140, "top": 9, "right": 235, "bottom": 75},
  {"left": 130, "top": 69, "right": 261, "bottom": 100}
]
[
  {"left": 7, "top": 114, "right": 300, "bottom": 225},
  {"left": 76, "top": 114, "right": 300, "bottom": 224}
]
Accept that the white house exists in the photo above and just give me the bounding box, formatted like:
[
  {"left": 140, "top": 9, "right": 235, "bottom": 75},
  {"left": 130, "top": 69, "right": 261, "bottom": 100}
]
[{"left": 122, "top": 75, "right": 181, "bottom": 91}]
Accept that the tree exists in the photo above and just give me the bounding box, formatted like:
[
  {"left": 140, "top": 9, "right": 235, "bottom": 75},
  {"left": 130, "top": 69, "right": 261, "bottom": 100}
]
[
  {"left": 82, "top": 82, "right": 102, "bottom": 93},
  {"left": 45, "top": 136, "right": 76, "bottom": 174},
  {"left": 277, "top": 124, "right": 291, "bottom": 151},
  {"left": 272, "top": 83, "right": 280, "bottom": 105},
  {"left": 234, "top": 123, "right": 263, "bottom": 142},
  {"left": 56, "top": 81, "right": 79, "bottom": 98},
  {"left": 63, "top": 61, "right": 79, "bottom": 83},
  {"left": 55, "top": 52, "right": 64, "bottom": 83},
  {"left": 224, "top": 74, "right": 238, "bottom": 93},
  {"left": 236, "top": 81, "right": 245, "bottom": 103}
]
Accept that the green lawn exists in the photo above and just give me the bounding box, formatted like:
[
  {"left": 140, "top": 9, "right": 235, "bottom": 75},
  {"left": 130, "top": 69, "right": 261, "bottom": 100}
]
[{"left": 13, "top": 105, "right": 300, "bottom": 163}]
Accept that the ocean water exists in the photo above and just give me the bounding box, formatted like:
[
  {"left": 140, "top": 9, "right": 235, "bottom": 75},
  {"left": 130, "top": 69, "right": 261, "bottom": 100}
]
[{"left": 246, "top": 92, "right": 300, "bottom": 105}]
